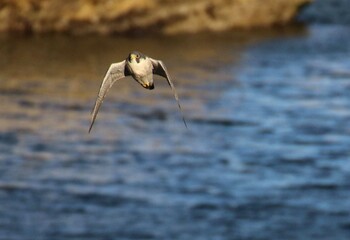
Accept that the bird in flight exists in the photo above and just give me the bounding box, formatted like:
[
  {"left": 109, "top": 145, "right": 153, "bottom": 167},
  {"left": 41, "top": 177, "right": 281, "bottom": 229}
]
[{"left": 89, "top": 51, "right": 187, "bottom": 132}]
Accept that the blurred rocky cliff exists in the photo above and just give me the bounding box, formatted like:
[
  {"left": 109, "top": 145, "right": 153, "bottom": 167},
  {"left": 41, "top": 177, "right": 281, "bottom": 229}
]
[{"left": 0, "top": 0, "right": 311, "bottom": 35}]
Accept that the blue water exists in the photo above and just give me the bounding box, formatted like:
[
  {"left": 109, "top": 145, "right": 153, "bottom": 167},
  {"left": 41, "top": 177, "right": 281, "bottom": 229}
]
[{"left": 0, "top": 24, "right": 350, "bottom": 239}]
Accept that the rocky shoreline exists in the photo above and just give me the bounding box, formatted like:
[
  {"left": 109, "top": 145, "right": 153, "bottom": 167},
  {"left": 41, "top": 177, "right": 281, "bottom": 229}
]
[{"left": 0, "top": 0, "right": 311, "bottom": 35}]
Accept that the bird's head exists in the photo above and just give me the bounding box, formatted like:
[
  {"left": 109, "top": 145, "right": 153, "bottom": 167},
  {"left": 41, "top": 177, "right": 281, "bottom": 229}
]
[{"left": 128, "top": 51, "right": 145, "bottom": 64}]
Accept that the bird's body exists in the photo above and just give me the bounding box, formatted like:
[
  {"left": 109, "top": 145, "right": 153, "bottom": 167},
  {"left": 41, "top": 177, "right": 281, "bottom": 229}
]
[
  {"left": 126, "top": 52, "right": 154, "bottom": 89},
  {"left": 88, "top": 51, "right": 187, "bottom": 132}
]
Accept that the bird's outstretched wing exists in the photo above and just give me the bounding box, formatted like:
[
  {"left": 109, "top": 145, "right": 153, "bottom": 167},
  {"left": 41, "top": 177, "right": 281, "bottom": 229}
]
[
  {"left": 89, "top": 61, "right": 130, "bottom": 133},
  {"left": 150, "top": 58, "right": 187, "bottom": 128}
]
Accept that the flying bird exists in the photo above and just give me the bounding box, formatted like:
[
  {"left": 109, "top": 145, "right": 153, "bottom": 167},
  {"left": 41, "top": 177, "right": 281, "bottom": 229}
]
[{"left": 89, "top": 51, "right": 187, "bottom": 132}]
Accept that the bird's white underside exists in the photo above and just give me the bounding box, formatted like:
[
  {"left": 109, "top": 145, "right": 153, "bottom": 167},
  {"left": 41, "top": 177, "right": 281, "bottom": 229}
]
[{"left": 128, "top": 57, "right": 153, "bottom": 77}]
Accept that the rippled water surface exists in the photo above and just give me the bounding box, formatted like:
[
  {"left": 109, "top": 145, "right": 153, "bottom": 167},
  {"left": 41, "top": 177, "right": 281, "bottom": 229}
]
[{"left": 0, "top": 25, "right": 350, "bottom": 240}]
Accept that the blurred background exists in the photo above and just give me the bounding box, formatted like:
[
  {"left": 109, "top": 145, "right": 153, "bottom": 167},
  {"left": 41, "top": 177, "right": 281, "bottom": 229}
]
[{"left": 0, "top": 0, "right": 350, "bottom": 239}]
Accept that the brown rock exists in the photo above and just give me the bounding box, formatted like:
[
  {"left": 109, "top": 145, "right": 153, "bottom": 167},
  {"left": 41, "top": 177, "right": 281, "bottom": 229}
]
[{"left": 0, "top": 0, "right": 312, "bottom": 35}]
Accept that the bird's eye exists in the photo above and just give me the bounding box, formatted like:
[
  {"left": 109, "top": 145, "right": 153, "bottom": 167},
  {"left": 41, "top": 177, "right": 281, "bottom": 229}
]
[{"left": 136, "top": 54, "right": 140, "bottom": 58}]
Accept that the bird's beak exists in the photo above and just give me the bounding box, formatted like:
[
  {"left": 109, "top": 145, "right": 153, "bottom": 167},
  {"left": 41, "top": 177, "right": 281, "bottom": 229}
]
[{"left": 142, "top": 83, "right": 154, "bottom": 90}]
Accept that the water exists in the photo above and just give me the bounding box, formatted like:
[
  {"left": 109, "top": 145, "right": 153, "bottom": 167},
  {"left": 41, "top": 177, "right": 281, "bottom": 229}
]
[
  {"left": 0, "top": 25, "right": 350, "bottom": 240},
  {"left": 298, "top": 0, "right": 350, "bottom": 25}
]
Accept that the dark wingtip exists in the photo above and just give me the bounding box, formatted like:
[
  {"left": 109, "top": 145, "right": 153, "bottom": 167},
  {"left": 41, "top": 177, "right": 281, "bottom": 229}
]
[
  {"left": 177, "top": 103, "right": 188, "bottom": 129},
  {"left": 88, "top": 118, "right": 95, "bottom": 133},
  {"left": 88, "top": 124, "right": 93, "bottom": 133},
  {"left": 183, "top": 118, "right": 188, "bottom": 129}
]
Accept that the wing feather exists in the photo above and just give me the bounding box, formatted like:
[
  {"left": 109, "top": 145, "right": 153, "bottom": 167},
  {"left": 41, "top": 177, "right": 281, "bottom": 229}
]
[
  {"left": 150, "top": 58, "right": 188, "bottom": 128},
  {"left": 89, "top": 61, "right": 129, "bottom": 133}
]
